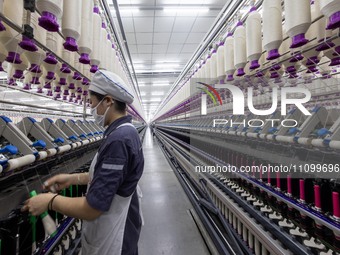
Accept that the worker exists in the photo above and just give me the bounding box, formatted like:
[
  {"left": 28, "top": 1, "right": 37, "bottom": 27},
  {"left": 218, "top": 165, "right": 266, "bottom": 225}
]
[
  {"left": 152, "top": 123, "right": 156, "bottom": 138},
  {"left": 150, "top": 123, "right": 154, "bottom": 136},
  {"left": 22, "top": 70, "right": 145, "bottom": 255}
]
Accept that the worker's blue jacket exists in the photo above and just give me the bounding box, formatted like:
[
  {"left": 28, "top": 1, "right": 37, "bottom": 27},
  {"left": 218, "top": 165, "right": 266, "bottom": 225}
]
[{"left": 82, "top": 115, "right": 144, "bottom": 255}]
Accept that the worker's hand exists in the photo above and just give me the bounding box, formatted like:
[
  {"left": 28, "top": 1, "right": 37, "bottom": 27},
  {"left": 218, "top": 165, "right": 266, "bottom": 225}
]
[
  {"left": 21, "top": 193, "right": 54, "bottom": 216},
  {"left": 43, "top": 174, "right": 74, "bottom": 192}
]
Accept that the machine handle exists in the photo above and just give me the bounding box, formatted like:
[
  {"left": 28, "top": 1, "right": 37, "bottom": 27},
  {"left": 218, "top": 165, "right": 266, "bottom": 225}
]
[
  {"left": 288, "top": 127, "right": 299, "bottom": 135},
  {"left": 268, "top": 127, "right": 278, "bottom": 134},
  {"left": 32, "top": 140, "right": 46, "bottom": 149},
  {"left": 0, "top": 145, "right": 18, "bottom": 155},
  {"left": 317, "top": 128, "right": 331, "bottom": 137},
  {"left": 54, "top": 137, "right": 65, "bottom": 144},
  {"left": 68, "top": 135, "right": 78, "bottom": 141}
]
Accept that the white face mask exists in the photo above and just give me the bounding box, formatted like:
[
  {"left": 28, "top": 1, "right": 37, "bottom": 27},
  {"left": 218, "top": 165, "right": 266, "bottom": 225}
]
[{"left": 90, "top": 98, "right": 111, "bottom": 127}]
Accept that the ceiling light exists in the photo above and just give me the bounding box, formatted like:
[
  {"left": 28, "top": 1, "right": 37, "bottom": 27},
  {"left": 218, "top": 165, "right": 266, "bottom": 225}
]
[
  {"left": 135, "top": 69, "right": 181, "bottom": 73},
  {"left": 20, "top": 97, "right": 51, "bottom": 102},
  {"left": 161, "top": 0, "right": 209, "bottom": 4},
  {"left": 142, "top": 102, "right": 158, "bottom": 105},
  {"left": 38, "top": 98, "right": 54, "bottom": 101},
  {"left": 154, "top": 80, "right": 169, "bottom": 84},
  {"left": 144, "top": 98, "right": 162, "bottom": 102},
  {"left": 119, "top": 8, "right": 140, "bottom": 13},
  {"left": 151, "top": 92, "right": 164, "bottom": 96},
  {"left": 13, "top": 106, "right": 28, "bottom": 109},
  {"left": 46, "top": 103, "right": 62, "bottom": 107},
  {"left": 155, "top": 61, "right": 181, "bottom": 64},
  {"left": 134, "top": 64, "right": 146, "bottom": 68},
  {"left": 19, "top": 98, "right": 35, "bottom": 102},
  {"left": 163, "top": 7, "right": 209, "bottom": 13},
  {"left": 151, "top": 64, "right": 182, "bottom": 72},
  {"left": 0, "top": 90, "right": 21, "bottom": 93},
  {"left": 155, "top": 64, "right": 179, "bottom": 68},
  {"left": 152, "top": 83, "right": 170, "bottom": 87}
]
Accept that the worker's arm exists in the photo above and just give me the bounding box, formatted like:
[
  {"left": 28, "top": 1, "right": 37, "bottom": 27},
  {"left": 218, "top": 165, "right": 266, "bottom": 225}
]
[
  {"left": 43, "top": 173, "right": 89, "bottom": 192},
  {"left": 52, "top": 196, "right": 102, "bottom": 221},
  {"left": 23, "top": 139, "right": 128, "bottom": 219},
  {"left": 22, "top": 193, "right": 102, "bottom": 221}
]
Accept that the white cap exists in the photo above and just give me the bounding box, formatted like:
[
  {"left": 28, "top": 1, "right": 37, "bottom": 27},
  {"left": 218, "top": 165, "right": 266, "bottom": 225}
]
[{"left": 89, "top": 70, "right": 134, "bottom": 104}]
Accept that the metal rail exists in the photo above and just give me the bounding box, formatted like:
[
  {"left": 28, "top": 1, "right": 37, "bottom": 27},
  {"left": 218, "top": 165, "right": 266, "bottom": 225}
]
[
  {"left": 155, "top": 128, "right": 308, "bottom": 255},
  {"left": 156, "top": 127, "right": 339, "bottom": 254}
]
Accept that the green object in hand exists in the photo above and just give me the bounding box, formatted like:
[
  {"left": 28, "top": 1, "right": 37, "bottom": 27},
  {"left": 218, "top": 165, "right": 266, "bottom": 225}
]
[
  {"left": 29, "top": 191, "right": 37, "bottom": 253},
  {"left": 29, "top": 190, "right": 48, "bottom": 219},
  {"left": 69, "top": 185, "right": 73, "bottom": 198},
  {"left": 30, "top": 215, "right": 37, "bottom": 243},
  {"left": 29, "top": 190, "right": 57, "bottom": 238}
]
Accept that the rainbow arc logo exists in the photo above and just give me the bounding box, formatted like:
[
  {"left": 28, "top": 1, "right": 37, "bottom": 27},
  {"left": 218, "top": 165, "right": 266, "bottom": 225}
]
[
  {"left": 197, "top": 82, "right": 223, "bottom": 115},
  {"left": 197, "top": 82, "right": 223, "bottom": 106}
]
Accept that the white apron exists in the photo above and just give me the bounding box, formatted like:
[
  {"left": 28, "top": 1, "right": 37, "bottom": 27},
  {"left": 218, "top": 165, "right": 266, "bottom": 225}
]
[{"left": 80, "top": 123, "right": 143, "bottom": 255}]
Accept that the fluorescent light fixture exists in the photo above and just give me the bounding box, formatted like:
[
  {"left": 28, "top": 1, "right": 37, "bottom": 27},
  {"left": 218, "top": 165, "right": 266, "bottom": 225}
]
[
  {"left": 119, "top": 8, "right": 140, "bottom": 13},
  {"left": 19, "top": 97, "right": 51, "bottom": 102},
  {"left": 152, "top": 83, "right": 170, "bottom": 87},
  {"left": 163, "top": 7, "right": 209, "bottom": 13},
  {"left": 13, "top": 106, "right": 28, "bottom": 109},
  {"left": 0, "top": 90, "right": 21, "bottom": 93},
  {"left": 144, "top": 98, "right": 162, "bottom": 102},
  {"left": 45, "top": 103, "right": 62, "bottom": 107},
  {"left": 19, "top": 98, "right": 35, "bottom": 102},
  {"left": 155, "top": 63, "right": 179, "bottom": 69},
  {"left": 162, "top": 0, "right": 209, "bottom": 4},
  {"left": 38, "top": 98, "right": 54, "bottom": 101},
  {"left": 155, "top": 61, "right": 181, "bottom": 64},
  {"left": 151, "top": 92, "right": 164, "bottom": 96},
  {"left": 154, "top": 80, "right": 169, "bottom": 84},
  {"left": 134, "top": 64, "right": 146, "bottom": 68},
  {"left": 135, "top": 69, "right": 181, "bottom": 73},
  {"left": 142, "top": 102, "right": 158, "bottom": 104},
  {"left": 140, "top": 92, "right": 147, "bottom": 96}
]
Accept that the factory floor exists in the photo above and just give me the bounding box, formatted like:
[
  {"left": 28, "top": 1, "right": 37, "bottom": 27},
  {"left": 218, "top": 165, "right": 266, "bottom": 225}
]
[{"left": 138, "top": 128, "right": 210, "bottom": 255}]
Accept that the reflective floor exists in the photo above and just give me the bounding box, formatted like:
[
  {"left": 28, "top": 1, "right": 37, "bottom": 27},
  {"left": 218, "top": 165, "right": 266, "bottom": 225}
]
[{"left": 138, "top": 128, "right": 210, "bottom": 255}]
